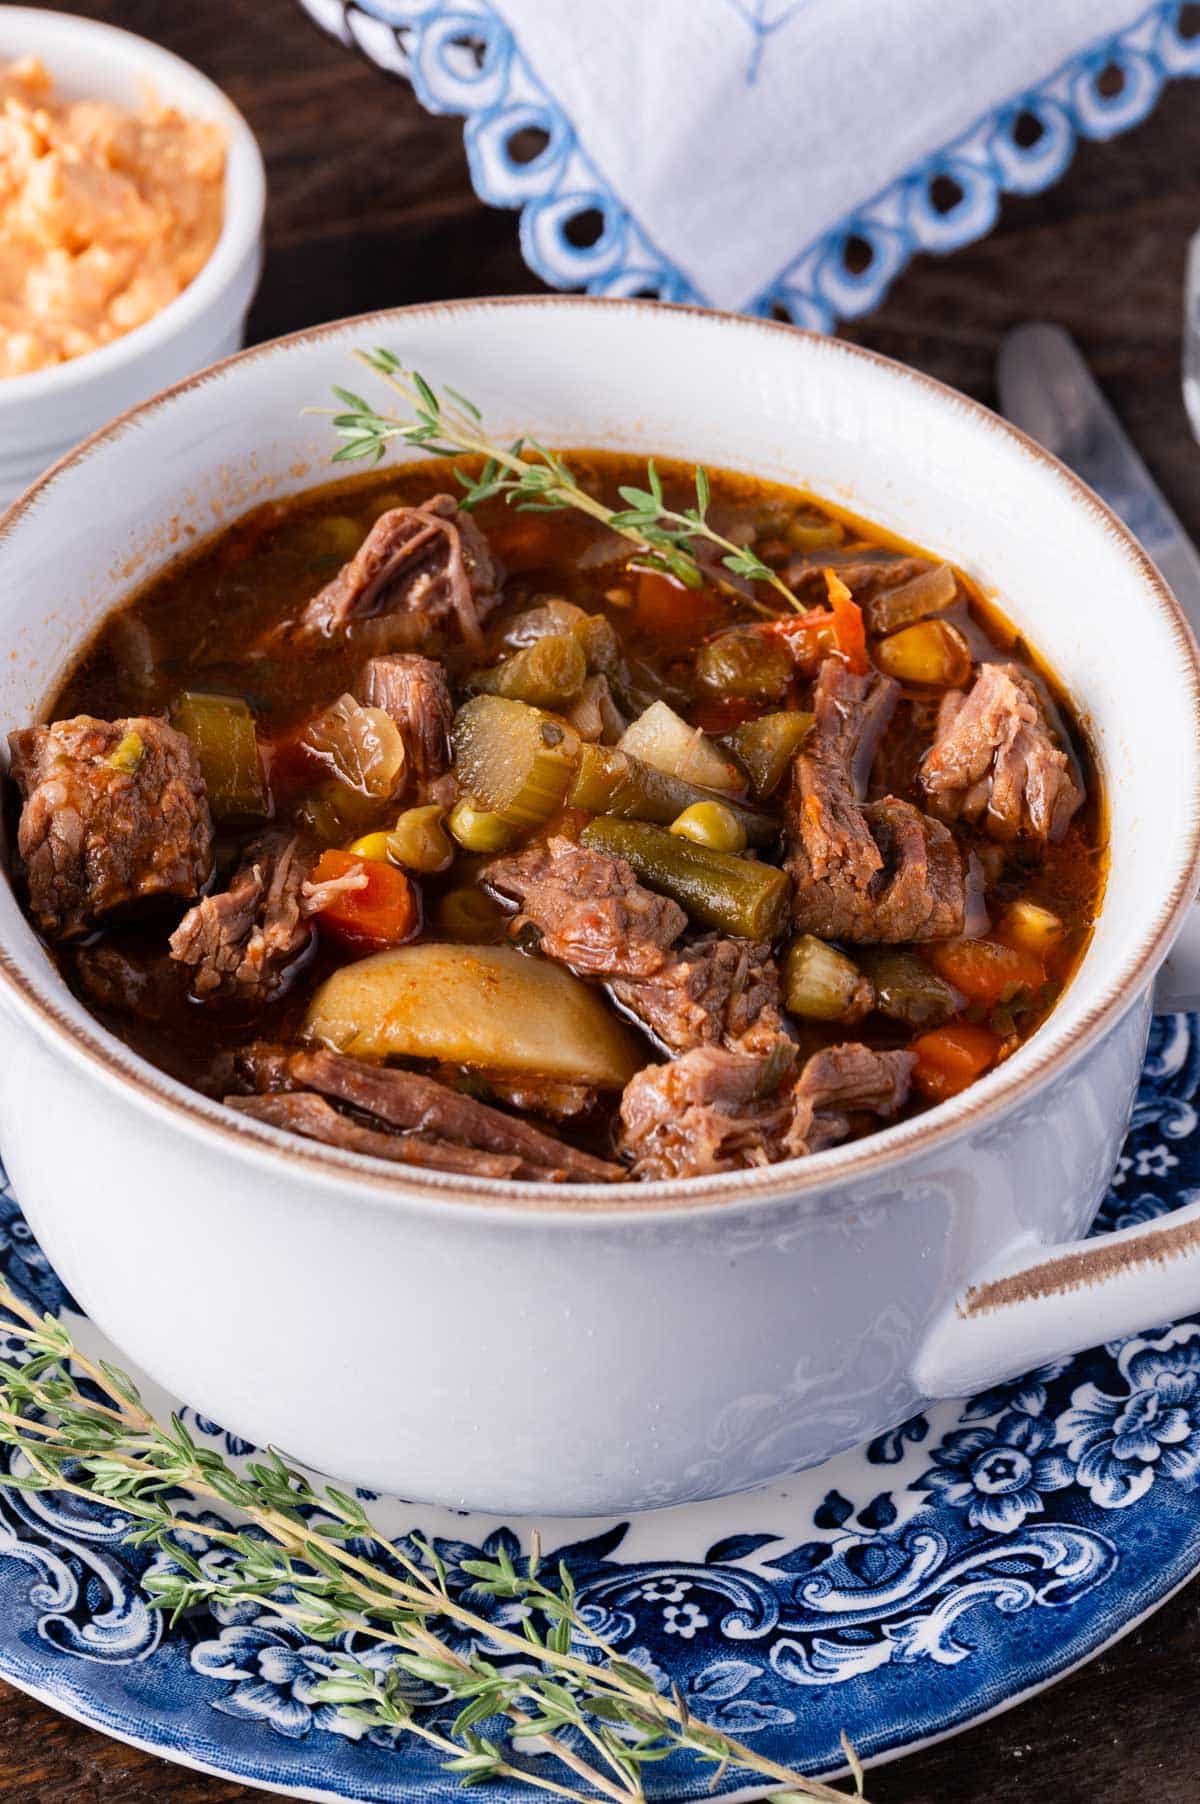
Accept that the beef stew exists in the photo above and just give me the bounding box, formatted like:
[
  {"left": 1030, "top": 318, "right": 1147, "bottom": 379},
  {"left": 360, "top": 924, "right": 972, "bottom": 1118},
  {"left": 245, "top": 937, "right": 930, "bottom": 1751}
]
[{"left": 8, "top": 450, "right": 1105, "bottom": 1184}]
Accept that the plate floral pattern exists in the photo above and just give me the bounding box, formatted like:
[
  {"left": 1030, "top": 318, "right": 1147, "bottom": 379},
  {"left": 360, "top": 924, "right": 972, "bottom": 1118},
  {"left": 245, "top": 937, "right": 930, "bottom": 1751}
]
[{"left": 0, "top": 1014, "right": 1198, "bottom": 1801}]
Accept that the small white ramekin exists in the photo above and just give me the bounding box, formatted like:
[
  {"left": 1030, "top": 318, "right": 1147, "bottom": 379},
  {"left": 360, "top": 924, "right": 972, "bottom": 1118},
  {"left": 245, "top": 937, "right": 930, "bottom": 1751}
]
[{"left": 0, "top": 8, "right": 266, "bottom": 504}]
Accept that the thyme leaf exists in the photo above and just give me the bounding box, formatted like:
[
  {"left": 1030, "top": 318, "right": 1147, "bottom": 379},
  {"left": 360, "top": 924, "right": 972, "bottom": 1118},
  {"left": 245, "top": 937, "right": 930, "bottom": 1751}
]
[
  {"left": 0, "top": 1279, "right": 865, "bottom": 1804},
  {"left": 309, "top": 351, "right": 810, "bottom": 616}
]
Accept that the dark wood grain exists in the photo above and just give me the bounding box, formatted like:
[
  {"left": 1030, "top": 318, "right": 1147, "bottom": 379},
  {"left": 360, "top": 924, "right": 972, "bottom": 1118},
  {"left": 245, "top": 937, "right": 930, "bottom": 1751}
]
[{"left": 8, "top": 1, "right": 1200, "bottom": 1797}]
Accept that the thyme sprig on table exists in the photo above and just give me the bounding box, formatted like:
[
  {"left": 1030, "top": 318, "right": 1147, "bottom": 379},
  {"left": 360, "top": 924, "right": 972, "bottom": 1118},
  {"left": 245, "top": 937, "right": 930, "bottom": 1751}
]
[
  {"left": 312, "top": 348, "right": 804, "bottom": 615},
  {"left": 0, "top": 1279, "right": 864, "bottom": 1804}
]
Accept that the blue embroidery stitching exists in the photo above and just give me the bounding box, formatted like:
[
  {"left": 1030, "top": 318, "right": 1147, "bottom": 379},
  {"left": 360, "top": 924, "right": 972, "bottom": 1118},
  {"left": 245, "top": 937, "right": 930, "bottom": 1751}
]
[{"left": 717, "top": 0, "right": 810, "bottom": 84}]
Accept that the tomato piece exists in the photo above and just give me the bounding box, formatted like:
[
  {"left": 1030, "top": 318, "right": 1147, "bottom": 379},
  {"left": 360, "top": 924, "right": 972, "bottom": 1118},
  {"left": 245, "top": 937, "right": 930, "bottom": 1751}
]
[
  {"left": 823, "top": 568, "right": 869, "bottom": 674},
  {"left": 690, "top": 696, "right": 766, "bottom": 735},
  {"left": 911, "top": 1022, "right": 1002, "bottom": 1102},
  {"left": 309, "top": 848, "right": 419, "bottom": 951},
  {"left": 928, "top": 938, "right": 1045, "bottom": 1007},
  {"left": 262, "top": 728, "right": 322, "bottom": 798},
  {"left": 482, "top": 514, "right": 560, "bottom": 572},
  {"left": 757, "top": 573, "right": 867, "bottom": 673},
  {"left": 633, "top": 566, "right": 719, "bottom": 636},
  {"left": 760, "top": 608, "right": 833, "bottom": 673}
]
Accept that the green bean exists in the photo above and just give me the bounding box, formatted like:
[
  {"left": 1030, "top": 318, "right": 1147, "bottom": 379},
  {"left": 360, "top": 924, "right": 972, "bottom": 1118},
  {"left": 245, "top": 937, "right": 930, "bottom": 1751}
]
[
  {"left": 471, "top": 633, "right": 587, "bottom": 708},
  {"left": 580, "top": 818, "right": 791, "bottom": 940},
  {"left": 727, "top": 711, "right": 813, "bottom": 798},
  {"left": 855, "top": 947, "right": 959, "bottom": 1027},
  {"left": 696, "top": 630, "right": 793, "bottom": 701},
  {"left": 568, "top": 743, "right": 777, "bottom": 845}
]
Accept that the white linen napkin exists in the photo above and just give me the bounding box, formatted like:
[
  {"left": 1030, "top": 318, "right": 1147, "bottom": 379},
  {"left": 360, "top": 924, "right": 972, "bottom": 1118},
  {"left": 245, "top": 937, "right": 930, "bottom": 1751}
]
[{"left": 303, "top": 0, "right": 1200, "bottom": 324}]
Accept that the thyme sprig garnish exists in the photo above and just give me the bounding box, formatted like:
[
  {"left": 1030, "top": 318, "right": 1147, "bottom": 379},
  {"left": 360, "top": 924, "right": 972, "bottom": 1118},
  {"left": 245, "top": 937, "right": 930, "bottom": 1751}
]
[
  {"left": 0, "top": 1280, "right": 864, "bottom": 1804},
  {"left": 312, "top": 348, "right": 803, "bottom": 615}
]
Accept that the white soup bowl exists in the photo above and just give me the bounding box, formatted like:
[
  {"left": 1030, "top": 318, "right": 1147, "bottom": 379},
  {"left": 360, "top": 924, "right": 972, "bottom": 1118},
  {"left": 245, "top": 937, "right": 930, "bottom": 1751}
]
[{"left": 0, "top": 299, "right": 1198, "bottom": 1515}]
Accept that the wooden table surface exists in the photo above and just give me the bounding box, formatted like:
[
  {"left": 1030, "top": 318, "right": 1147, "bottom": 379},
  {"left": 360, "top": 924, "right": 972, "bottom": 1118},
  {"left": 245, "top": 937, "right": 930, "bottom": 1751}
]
[{"left": 7, "top": 3, "right": 1200, "bottom": 1798}]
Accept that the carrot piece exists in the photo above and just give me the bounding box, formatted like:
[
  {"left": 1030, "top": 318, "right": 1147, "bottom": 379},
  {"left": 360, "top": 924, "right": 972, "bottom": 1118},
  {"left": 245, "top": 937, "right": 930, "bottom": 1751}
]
[
  {"left": 482, "top": 514, "right": 560, "bottom": 572},
  {"left": 822, "top": 568, "right": 868, "bottom": 674},
  {"left": 633, "top": 566, "right": 718, "bottom": 635},
  {"left": 309, "top": 848, "right": 418, "bottom": 951},
  {"left": 911, "top": 1022, "right": 1002, "bottom": 1102},
  {"left": 928, "top": 938, "right": 1045, "bottom": 1007}
]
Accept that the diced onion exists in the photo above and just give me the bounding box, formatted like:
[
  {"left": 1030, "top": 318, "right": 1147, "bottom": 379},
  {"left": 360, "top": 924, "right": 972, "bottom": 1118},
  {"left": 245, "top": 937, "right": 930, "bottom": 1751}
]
[
  {"left": 620, "top": 700, "right": 743, "bottom": 794},
  {"left": 302, "top": 694, "right": 406, "bottom": 800}
]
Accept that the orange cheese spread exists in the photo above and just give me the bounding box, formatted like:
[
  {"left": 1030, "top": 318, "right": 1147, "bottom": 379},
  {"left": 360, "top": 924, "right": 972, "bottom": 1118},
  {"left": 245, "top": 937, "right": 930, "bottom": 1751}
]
[{"left": 0, "top": 57, "right": 226, "bottom": 378}]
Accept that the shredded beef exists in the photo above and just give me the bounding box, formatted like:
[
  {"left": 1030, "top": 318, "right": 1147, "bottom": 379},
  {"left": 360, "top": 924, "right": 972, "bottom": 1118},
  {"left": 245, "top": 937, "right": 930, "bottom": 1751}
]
[
  {"left": 169, "top": 832, "right": 314, "bottom": 1001},
  {"left": 299, "top": 496, "right": 497, "bottom": 648},
  {"left": 225, "top": 1092, "right": 522, "bottom": 1178},
  {"left": 611, "top": 935, "right": 787, "bottom": 1056},
  {"left": 786, "top": 659, "right": 966, "bottom": 942},
  {"left": 483, "top": 835, "right": 686, "bottom": 978},
  {"left": 920, "top": 661, "right": 1083, "bottom": 843},
  {"left": 355, "top": 654, "right": 453, "bottom": 793},
  {"left": 8, "top": 715, "right": 212, "bottom": 940},
  {"left": 619, "top": 1038, "right": 914, "bottom": 1180},
  {"left": 619, "top": 1044, "right": 795, "bottom": 1182},
  {"left": 237, "top": 1045, "right": 622, "bottom": 1182},
  {"left": 790, "top": 661, "right": 898, "bottom": 889},
  {"left": 785, "top": 1043, "right": 915, "bottom": 1157},
  {"left": 483, "top": 1076, "right": 600, "bottom": 1122}
]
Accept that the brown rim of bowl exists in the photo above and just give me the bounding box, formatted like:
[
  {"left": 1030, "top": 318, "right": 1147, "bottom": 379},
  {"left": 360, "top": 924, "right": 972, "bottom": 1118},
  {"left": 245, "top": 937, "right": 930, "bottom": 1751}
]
[{"left": 1, "top": 294, "right": 1198, "bottom": 1218}]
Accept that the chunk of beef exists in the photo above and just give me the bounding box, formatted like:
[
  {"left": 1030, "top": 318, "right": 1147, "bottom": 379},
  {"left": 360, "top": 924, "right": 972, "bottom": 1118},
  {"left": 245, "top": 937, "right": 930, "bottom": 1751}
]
[
  {"left": 483, "top": 836, "right": 686, "bottom": 978},
  {"left": 238, "top": 1045, "right": 622, "bottom": 1182},
  {"left": 784, "top": 555, "right": 930, "bottom": 600},
  {"left": 486, "top": 842, "right": 785, "bottom": 1056},
  {"left": 355, "top": 654, "right": 453, "bottom": 794},
  {"left": 8, "top": 715, "right": 212, "bottom": 940},
  {"left": 299, "top": 496, "right": 497, "bottom": 648},
  {"left": 785, "top": 1043, "right": 915, "bottom": 1157},
  {"left": 619, "top": 1044, "right": 795, "bottom": 1182},
  {"left": 71, "top": 942, "right": 187, "bottom": 1023},
  {"left": 169, "top": 831, "right": 314, "bottom": 1001},
  {"left": 786, "top": 659, "right": 966, "bottom": 943},
  {"left": 618, "top": 1038, "right": 915, "bottom": 1181},
  {"left": 225, "top": 1092, "right": 522, "bottom": 1179},
  {"left": 610, "top": 935, "right": 787, "bottom": 1056},
  {"left": 919, "top": 661, "right": 1083, "bottom": 843}
]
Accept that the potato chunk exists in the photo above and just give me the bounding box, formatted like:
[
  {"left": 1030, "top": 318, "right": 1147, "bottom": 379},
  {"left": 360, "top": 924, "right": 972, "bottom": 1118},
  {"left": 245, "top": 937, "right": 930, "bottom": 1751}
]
[{"left": 304, "top": 942, "right": 641, "bottom": 1087}]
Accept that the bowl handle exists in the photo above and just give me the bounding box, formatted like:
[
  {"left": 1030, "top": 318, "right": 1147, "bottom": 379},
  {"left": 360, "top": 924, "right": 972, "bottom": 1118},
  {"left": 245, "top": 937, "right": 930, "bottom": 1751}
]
[{"left": 913, "top": 1196, "right": 1200, "bottom": 1398}]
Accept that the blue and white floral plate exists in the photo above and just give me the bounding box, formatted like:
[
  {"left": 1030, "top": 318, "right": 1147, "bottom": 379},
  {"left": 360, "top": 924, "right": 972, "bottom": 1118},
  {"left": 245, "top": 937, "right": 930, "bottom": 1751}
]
[{"left": 3, "top": 1015, "right": 1200, "bottom": 1801}]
